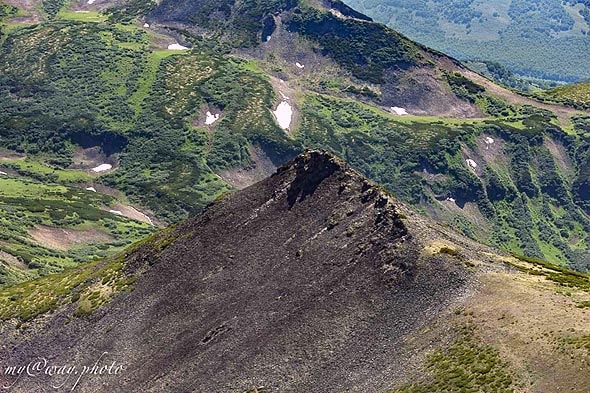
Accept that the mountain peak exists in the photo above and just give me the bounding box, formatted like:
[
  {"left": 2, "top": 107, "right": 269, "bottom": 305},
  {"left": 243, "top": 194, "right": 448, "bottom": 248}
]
[
  {"left": 0, "top": 150, "right": 464, "bottom": 392},
  {"left": 277, "top": 149, "right": 346, "bottom": 206},
  {"left": 274, "top": 149, "right": 408, "bottom": 236},
  {"left": 2, "top": 149, "right": 589, "bottom": 392}
]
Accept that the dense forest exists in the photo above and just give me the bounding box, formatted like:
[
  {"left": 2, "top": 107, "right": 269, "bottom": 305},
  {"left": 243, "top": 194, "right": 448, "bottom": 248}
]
[{"left": 345, "top": 0, "right": 590, "bottom": 82}]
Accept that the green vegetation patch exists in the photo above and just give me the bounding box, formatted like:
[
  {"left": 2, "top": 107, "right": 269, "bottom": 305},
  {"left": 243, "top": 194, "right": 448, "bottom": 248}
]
[
  {"left": 559, "top": 334, "right": 590, "bottom": 352},
  {"left": 0, "top": 19, "right": 301, "bottom": 223},
  {"left": 286, "top": 5, "right": 425, "bottom": 84},
  {"left": 392, "top": 326, "right": 515, "bottom": 393},
  {"left": 508, "top": 253, "right": 590, "bottom": 291},
  {"left": 2, "top": 159, "right": 92, "bottom": 183},
  {"left": 43, "top": 0, "right": 67, "bottom": 19},
  {"left": 0, "top": 257, "right": 112, "bottom": 322},
  {"left": 0, "top": 225, "right": 180, "bottom": 322},
  {"left": 0, "top": 170, "right": 153, "bottom": 287},
  {"left": 543, "top": 82, "right": 590, "bottom": 110}
]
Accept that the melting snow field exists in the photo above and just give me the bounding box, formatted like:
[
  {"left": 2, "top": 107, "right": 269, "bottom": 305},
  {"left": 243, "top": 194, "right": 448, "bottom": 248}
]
[
  {"left": 143, "top": 23, "right": 150, "bottom": 28},
  {"left": 485, "top": 137, "right": 495, "bottom": 144},
  {"left": 109, "top": 210, "right": 123, "bottom": 216},
  {"left": 0, "top": 171, "right": 6, "bottom": 175},
  {"left": 205, "top": 111, "right": 220, "bottom": 125},
  {"left": 168, "top": 43, "right": 189, "bottom": 50},
  {"left": 87, "top": 0, "right": 95, "bottom": 4},
  {"left": 274, "top": 101, "right": 293, "bottom": 130},
  {"left": 391, "top": 107, "right": 408, "bottom": 116},
  {"left": 92, "top": 164, "right": 112, "bottom": 173},
  {"left": 466, "top": 159, "right": 478, "bottom": 168},
  {"left": 295, "top": 62, "right": 305, "bottom": 69},
  {"left": 85, "top": 187, "right": 97, "bottom": 192}
]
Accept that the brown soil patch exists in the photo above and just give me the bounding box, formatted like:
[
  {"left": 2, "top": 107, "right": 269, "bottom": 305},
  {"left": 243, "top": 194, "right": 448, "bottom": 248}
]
[
  {"left": 106, "top": 203, "right": 154, "bottom": 225},
  {"left": 463, "top": 270, "right": 590, "bottom": 392},
  {"left": 0, "top": 250, "right": 26, "bottom": 270},
  {"left": 390, "top": 67, "right": 485, "bottom": 118},
  {"left": 544, "top": 137, "right": 575, "bottom": 179},
  {"left": 28, "top": 225, "right": 113, "bottom": 250},
  {"left": 70, "top": 146, "right": 108, "bottom": 171},
  {"left": 474, "top": 134, "right": 510, "bottom": 168},
  {"left": 218, "top": 145, "right": 277, "bottom": 189},
  {"left": 2, "top": 0, "right": 41, "bottom": 19},
  {"left": 0, "top": 149, "right": 25, "bottom": 162}
]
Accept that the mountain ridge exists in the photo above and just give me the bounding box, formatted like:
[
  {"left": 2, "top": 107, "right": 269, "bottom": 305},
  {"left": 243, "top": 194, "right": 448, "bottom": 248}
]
[
  {"left": 0, "top": 150, "right": 474, "bottom": 392},
  {"left": 1, "top": 150, "right": 589, "bottom": 392},
  {"left": 1, "top": 0, "right": 590, "bottom": 285}
]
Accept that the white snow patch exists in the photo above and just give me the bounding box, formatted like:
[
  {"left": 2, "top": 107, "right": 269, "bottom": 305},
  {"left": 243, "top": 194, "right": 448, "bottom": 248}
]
[
  {"left": 0, "top": 171, "right": 6, "bottom": 175},
  {"left": 295, "top": 62, "right": 305, "bottom": 69},
  {"left": 91, "top": 164, "right": 112, "bottom": 173},
  {"left": 129, "top": 206, "right": 154, "bottom": 226},
  {"left": 168, "top": 43, "right": 189, "bottom": 50},
  {"left": 205, "top": 111, "right": 220, "bottom": 125},
  {"left": 273, "top": 101, "right": 293, "bottom": 130},
  {"left": 485, "top": 137, "right": 495, "bottom": 144},
  {"left": 85, "top": 187, "right": 97, "bottom": 192},
  {"left": 266, "top": 35, "right": 272, "bottom": 42},
  {"left": 143, "top": 23, "right": 150, "bottom": 28},
  {"left": 279, "top": 91, "right": 289, "bottom": 100},
  {"left": 466, "top": 159, "right": 478, "bottom": 169},
  {"left": 446, "top": 197, "right": 456, "bottom": 203},
  {"left": 87, "top": 0, "right": 95, "bottom": 4},
  {"left": 109, "top": 210, "right": 123, "bottom": 216},
  {"left": 390, "top": 106, "right": 408, "bottom": 116}
]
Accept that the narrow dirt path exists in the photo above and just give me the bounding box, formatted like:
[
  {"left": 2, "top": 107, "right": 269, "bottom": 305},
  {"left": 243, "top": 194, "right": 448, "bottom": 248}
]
[{"left": 461, "top": 69, "right": 586, "bottom": 127}]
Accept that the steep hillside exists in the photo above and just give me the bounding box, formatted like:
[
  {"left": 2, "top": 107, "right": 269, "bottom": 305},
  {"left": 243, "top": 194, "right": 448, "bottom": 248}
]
[
  {"left": 0, "top": 153, "right": 154, "bottom": 287},
  {"left": 146, "top": 0, "right": 486, "bottom": 117},
  {"left": 344, "top": 0, "right": 590, "bottom": 83},
  {"left": 0, "top": 151, "right": 588, "bottom": 392},
  {"left": 1, "top": 0, "right": 590, "bottom": 286}
]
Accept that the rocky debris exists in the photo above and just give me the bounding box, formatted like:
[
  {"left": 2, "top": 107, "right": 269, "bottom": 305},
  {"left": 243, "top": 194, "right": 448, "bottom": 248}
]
[{"left": 0, "top": 151, "right": 471, "bottom": 393}]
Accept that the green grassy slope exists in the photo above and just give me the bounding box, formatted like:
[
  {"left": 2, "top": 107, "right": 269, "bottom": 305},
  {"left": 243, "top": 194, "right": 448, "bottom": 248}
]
[
  {"left": 296, "top": 94, "right": 590, "bottom": 270},
  {"left": 541, "top": 82, "right": 590, "bottom": 109},
  {"left": 0, "top": 159, "right": 153, "bottom": 287}
]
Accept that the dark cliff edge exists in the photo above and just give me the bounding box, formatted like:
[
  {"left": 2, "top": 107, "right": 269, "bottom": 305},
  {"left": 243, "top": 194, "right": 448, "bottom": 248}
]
[{"left": 0, "top": 151, "right": 471, "bottom": 392}]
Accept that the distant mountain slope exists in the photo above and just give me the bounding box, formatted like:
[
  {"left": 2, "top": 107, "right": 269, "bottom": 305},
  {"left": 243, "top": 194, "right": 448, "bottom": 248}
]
[
  {"left": 1, "top": 0, "right": 590, "bottom": 284},
  {"left": 1, "top": 151, "right": 588, "bottom": 392},
  {"left": 147, "top": 0, "right": 485, "bottom": 117},
  {"left": 344, "top": 0, "right": 590, "bottom": 82},
  {"left": 542, "top": 82, "right": 590, "bottom": 109}
]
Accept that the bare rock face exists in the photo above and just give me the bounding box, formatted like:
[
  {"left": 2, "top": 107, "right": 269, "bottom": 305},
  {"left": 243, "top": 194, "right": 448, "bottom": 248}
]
[{"left": 0, "top": 151, "right": 469, "bottom": 393}]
